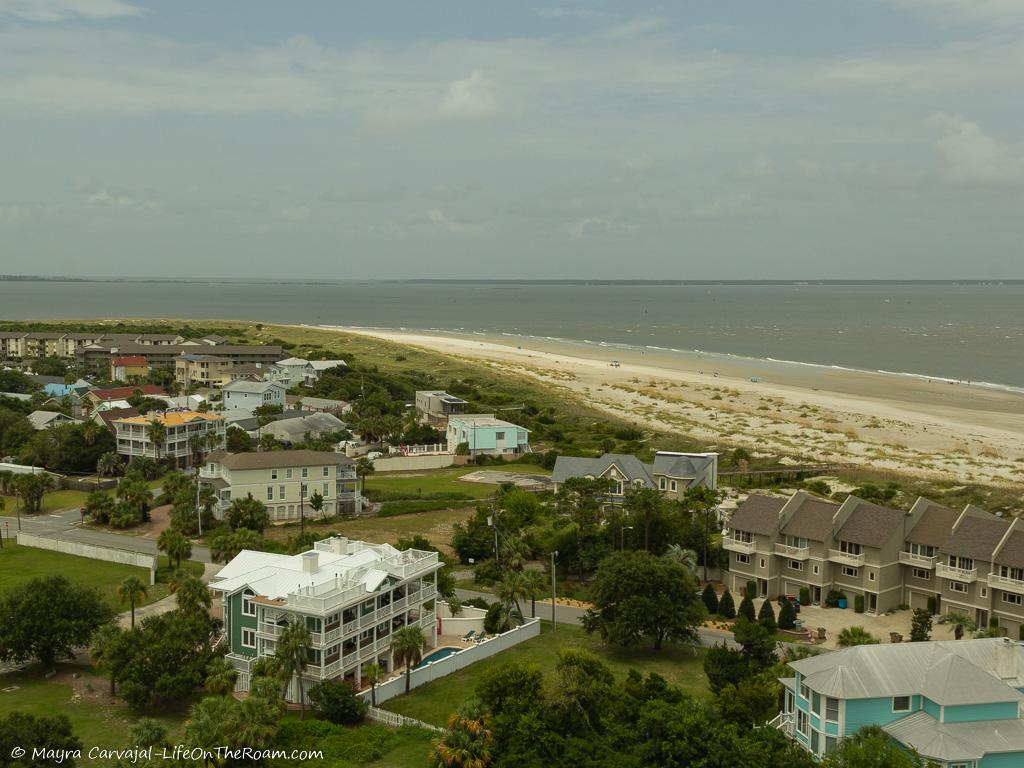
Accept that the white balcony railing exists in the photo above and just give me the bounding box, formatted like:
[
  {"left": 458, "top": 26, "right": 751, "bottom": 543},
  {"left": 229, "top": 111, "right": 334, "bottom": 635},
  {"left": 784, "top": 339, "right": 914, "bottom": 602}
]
[
  {"left": 774, "top": 543, "right": 810, "bottom": 560},
  {"left": 722, "top": 537, "right": 756, "bottom": 555},
  {"left": 768, "top": 712, "right": 794, "bottom": 737},
  {"left": 828, "top": 549, "right": 866, "bottom": 567},
  {"left": 936, "top": 563, "right": 978, "bottom": 583},
  {"left": 988, "top": 572, "right": 1024, "bottom": 595},
  {"left": 899, "top": 551, "right": 937, "bottom": 569}
]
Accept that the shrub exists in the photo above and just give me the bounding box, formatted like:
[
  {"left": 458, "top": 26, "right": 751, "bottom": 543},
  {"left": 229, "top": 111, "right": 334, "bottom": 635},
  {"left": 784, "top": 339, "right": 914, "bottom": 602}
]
[
  {"left": 757, "top": 599, "right": 776, "bottom": 631},
  {"left": 737, "top": 595, "right": 756, "bottom": 623},
  {"left": 777, "top": 600, "right": 797, "bottom": 630},
  {"left": 744, "top": 581, "right": 757, "bottom": 599},
  {"left": 701, "top": 584, "right": 719, "bottom": 615},
  {"left": 307, "top": 679, "right": 368, "bottom": 725},
  {"left": 799, "top": 586, "right": 811, "bottom": 606},
  {"left": 825, "top": 589, "right": 846, "bottom": 608},
  {"left": 473, "top": 559, "right": 503, "bottom": 586},
  {"left": 718, "top": 589, "right": 736, "bottom": 619},
  {"left": 463, "top": 597, "right": 490, "bottom": 611},
  {"left": 927, "top": 596, "right": 937, "bottom": 614},
  {"left": 854, "top": 594, "right": 865, "bottom": 614},
  {"left": 910, "top": 608, "right": 932, "bottom": 642},
  {"left": 837, "top": 626, "right": 879, "bottom": 647},
  {"left": 484, "top": 602, "right": 512, "bottom": 634},
  {"left": 804, "top": 480, "right": 831, "bottom": 497}
]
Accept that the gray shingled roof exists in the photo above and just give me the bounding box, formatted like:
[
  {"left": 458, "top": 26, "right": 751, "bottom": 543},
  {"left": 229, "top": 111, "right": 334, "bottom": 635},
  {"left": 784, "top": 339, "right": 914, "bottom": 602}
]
[
  {"left": 728, "top": 494, "right": 784, "bottom": 536},
  {"left": 836, "top": 497, "right": 906, "bottom": 548},
  {"left": 906, "top": 499, "right": 958, "bottom": 548},
  {"left": 551, "top": 453, "right": 654, "bottom": 487},
  {"left": 651, "top": 452, "right": 714, "bottom": 479},
  {"left": 941, "top": 506, "right": 1009, "bottom": 562},
  {"left": 993, "top": 526, "right": 1024, "bottom": 570},
  {"left": 781, "top": 496, "right": 839, "bottom": 542},
  {"left": 223, "top": 379, "right": 284, "bottom": 394}
]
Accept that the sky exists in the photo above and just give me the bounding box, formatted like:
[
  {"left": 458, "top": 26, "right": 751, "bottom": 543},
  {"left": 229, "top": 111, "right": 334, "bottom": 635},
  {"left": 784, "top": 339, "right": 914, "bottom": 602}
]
[{"left": 1, "top": 0, "right": 1023, "bottom": 280}]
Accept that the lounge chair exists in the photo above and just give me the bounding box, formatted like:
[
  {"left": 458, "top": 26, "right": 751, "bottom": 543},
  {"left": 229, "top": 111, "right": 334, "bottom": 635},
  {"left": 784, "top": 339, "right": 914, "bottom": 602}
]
[
  {"left": 461, "top": 630, "right": 476, "bottom": 642},
  {"left": 474, "top": 633, "right": 488, "bottom": 643}
]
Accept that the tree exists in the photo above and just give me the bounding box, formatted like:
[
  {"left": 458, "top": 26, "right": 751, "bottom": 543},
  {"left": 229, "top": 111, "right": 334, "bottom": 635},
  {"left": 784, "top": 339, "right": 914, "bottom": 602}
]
[
  {"left": 910, "top": 608, "right": 932, "bottom": 642},
  {"left": 663, "top": 543, "right": 699, "bottom": 574},
  {"left": 758, "top": 598, "right": 777, "bottom": 631},
  {"left": 355, "top": 456, "right": 375, "bottom": 479},
  {"left": 204, "top": 656, "right": 238, "bottom": 696},
  {"left": 278, "top": 620, "right": 313, "bottom": 718},
  {"left": 718, "top": 588, "right": 736, "bottom": 619},
  {"left": 947, "top": 612, "right": 977, "bottom": 640},
  {"left": 157, "top": 528, "right": 191, "bottom": 569},
  {"left": 363, "top": 662, "right": 384, "bottom": 707},
  {"left": 703, "top": 642, "right": 752, "bottom": 694},
  {"left": 737, "top": 593, "right": 757, "bottom": 623},
  {"left": 837, "top": 626, "right": 880, "bottom": 647},
  {"left": 556, "top": 476, "right": 613, "bottom": 579},
  {"left": 623, "top": 487, "right": 668, "bottom": 551},
  {"left": 431, "top": 698, "right": 495, "bottom": 768},
  {"left": 778, "top": 599, "right": 797, "bottom": 630},
  {"left": 116, "top": 472, "right": 152, "bottom": 522},
  {"left": 90, "top": 623, "right": 132, "bottom": 696},
  {"left": 226, "top": 426, "right": 253, "bottom": 453},
  {"left": 495, "top": 571, "right": 528, "bottom": 626},
  {"left": 226, "top": 494, "right": 270, "bottom": 533},
  {"left": 307, "top": 679, "right": 368, "bottom": 724},
  {"left": 97, "top": 451, "right": 123, "bottom": 477},
  {"left": 733, "top": 616, "right": 778, "bottom": 670},
  {"left": 823, "top": 725, "right": 929, "bottom": 768},
  {"left": 130, "top": 718, "right": 168, "bottom": 749},
  {"left": 0, "top": 575, "right": 114, "bottom": 670},
  {"left": 390, "top": 625, "right": 426, "bottom": 695},
  {"left": 118, "top": 575, "right": 148, "bottom": 629},
  {"left": 582, "top": 550, "right": 706, "bottom": 650},
  {"left": 308, "top": 490, "right": 325, "bottom": 519},
  {"left": 13, "top": 472, "right": 54, "bottom": 515},
  {"left": 84, "top": 489, "right": 116, "bottom": 524},
  {"left": 175, "top": 574, "right": 212, "bottom": 614},
  {"left": 717, "top": 676, "right": 781, "bottom": 728},
  {"left": 209, "top": 527, "right": 262, "bottom": 563},
  {"left": 146, "top": 420, "right": 167, "bottom": 464},
  {"left": 0, "top": 713, "right": 82, "bottom": 768},
  {"left": 701, "top": 584, "right": 719, "bottom": 615},
  {"left": 522, "top": 569, "right": 546, "bottom": 619}
]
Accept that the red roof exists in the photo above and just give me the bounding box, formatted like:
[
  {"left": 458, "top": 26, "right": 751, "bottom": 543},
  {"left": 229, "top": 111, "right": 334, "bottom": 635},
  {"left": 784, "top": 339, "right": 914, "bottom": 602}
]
[
  {"left": 112, "top": 356, "right": 148, "bottom": 366},
  {"left": 89, "top": 384, "right": 164, "bottom": 401}
]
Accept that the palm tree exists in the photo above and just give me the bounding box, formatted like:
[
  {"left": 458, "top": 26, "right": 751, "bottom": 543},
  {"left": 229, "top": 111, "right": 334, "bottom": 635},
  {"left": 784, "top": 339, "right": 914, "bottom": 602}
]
[
  {"left": 495, "top": 572, "right": 528, "bottom": 626},
  {"left": 205, "top": 656, "right": 238, "bottom": 696},
  {"left": 147, "top": 419, "right": 167, "bottom": 465},
  {"left": 184, "top": 696, "right": 235, "bottom": 768},
  {"left": 946, "top": 613, "right": 977, "bottom": 640},
  {"left": 118, "top": 575, "right": 148, "bottom": 628},
  {"left": 277, "top": 620, "right": 313, "bottom": 718},
  {"left": 364, "top": 663, "right": 384, "bottom": 707},
  {"left": 176, "top": 574, "right": 212, "bottom": 614},
  {"left": 91, "top": 623, "right": 127, "bottom": 695},
  {"left": 431, "top": 699, "right": 495, "bottom": 768},
  {"left": 837, "top": 626, "right": 880, "bottom": 647},
  {"left": 522, "top": 570, "right": 546, "bottom": 619},
  {"left": 81, "top": 420, "right": 99, "bottom": 446},
  {"left": 0, "top": 469, "right": 14, "bottom": 496},
  {"left": 158, "top": 528, "right": 192, "bottom": 569},
  {"left": 390, "top": 625, "right": 426, "bottom": 695},
  {"left": 234, "top": 696, "right": 278, "bottom": 750},
  {"left": 663, "top": 544, "right": 699, "bottom": 575},
  {"left": 97, "top": 451, "right": 122, "bottom": 478}
]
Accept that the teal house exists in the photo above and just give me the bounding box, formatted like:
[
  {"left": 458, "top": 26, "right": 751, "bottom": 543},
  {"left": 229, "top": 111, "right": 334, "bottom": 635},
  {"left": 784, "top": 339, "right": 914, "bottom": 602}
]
[{"left": 776, "top": 637, "right": 1024, "bottom": 766}]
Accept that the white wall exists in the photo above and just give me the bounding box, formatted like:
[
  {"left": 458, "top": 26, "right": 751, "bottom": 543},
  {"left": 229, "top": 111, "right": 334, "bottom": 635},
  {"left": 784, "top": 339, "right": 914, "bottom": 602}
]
[
  {"left": 371, "top": 454, "right": 456, "bottom": 472},
  {"left": 436, "top": 602, "right": 487, "bottom": 635},
  {"left": 17, "top": 532, "right": 158, "bottom": 584}
]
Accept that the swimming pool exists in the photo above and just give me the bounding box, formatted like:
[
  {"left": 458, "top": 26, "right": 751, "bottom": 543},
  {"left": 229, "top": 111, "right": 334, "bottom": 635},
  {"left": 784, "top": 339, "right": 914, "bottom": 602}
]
[{"left": 416, "top": 646, "right": 462, "bottom": 668}]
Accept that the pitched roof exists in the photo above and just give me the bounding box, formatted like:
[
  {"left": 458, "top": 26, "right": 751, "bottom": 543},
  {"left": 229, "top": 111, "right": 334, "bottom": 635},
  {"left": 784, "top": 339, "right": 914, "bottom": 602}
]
[
  {"left": 275, "top": 357, "right": 311, "bottom": 367},
  {"left": 906, "top": 498, "right": 958, "bottom": 548},
  {"left": 883, "top": 711, "right": 1024, "bottom": 763},
  {"left": 95, "top": 407, "right": 139, "bottom": 431},
  {"left": 650, "top": 451, "right": 716, "bottom": 480},
  {"left": 206, "top": 449, "right": 352, "bottom": 469},
  {"left": 309, "top": 359, "right": 347, "bottom": 371},
  {"left": 112, "top": 355, "right": 148, "bottom": 366},
  {"left": 941, "top": 506, "right": 1010, "bottom": 562},
  {"left": 728, "top": 494, "right": 785, "bottom": 536},
  {"left": 551, "top": 453, "right": 654, "bottom": 487},
  {"left": 27, "top": 410, "right": 79, "bottom": 429},
  {"left": 88, "top": 384, "right": 165, "bottom": 401},
  {"left": 264, "top": 412, "right": 345, "bottom": 437},
  {"left": 835, "top": 497, "right": 906, "bottom": 548},
  {"left": 113, "top": 410, "right": 223, "bottom": 427},
  {"left": 993, "top": 525, "right": 1024, "bottom": 570},
  {"left": 781, "top": 494, "right": 839, "bottom": 542},
  {"left": 223, "top": 379, "right": 285, "bottom": 394}
]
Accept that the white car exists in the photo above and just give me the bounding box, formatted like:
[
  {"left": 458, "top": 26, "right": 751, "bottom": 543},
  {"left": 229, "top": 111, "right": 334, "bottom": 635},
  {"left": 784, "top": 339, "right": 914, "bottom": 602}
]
[{"left": 366, "top": 451, "right": 384, "bottom": 460}]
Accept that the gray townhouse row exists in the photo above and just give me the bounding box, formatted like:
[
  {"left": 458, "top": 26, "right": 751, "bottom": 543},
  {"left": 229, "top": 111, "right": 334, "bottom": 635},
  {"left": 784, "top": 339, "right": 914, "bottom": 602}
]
[{"left": 724, "top": 491, "right": 1024, "bottom": 637}]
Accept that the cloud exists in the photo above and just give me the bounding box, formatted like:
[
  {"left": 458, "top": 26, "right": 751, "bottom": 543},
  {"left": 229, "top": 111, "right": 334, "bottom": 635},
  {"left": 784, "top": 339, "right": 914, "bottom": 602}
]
[
  {"left": 0, "top": 0, "right": 143, "bottom": 22},
  {"left": 439, "top": 71, "right": 498, "bottom": 119},
  {"left": 927, "top": 112, "right": 1024, "bottom": 186},
  {"left": 427, "top": 208, "right": 482, "bottom": 235},
  {"left": 888, "top": 0, "right": 1024, "bottom": 28}
]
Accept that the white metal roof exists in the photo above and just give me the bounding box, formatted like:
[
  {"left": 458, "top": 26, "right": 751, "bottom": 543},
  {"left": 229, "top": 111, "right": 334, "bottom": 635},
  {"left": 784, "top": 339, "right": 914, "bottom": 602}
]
[{"left": 884, "top": 711, "right": 1024, "bottom": 762}]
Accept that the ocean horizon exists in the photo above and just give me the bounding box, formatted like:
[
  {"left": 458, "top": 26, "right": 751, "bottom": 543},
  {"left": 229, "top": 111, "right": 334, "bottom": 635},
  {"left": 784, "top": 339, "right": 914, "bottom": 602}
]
[{"left": 2, "top": 278, "right": 1022, "bottom": 389}]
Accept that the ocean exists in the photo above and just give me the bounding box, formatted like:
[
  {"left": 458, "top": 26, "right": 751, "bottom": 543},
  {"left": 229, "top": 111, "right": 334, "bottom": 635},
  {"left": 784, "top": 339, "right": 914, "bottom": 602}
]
[{"left": 1, "top": 280, "right": 1022, "bottom": 389}]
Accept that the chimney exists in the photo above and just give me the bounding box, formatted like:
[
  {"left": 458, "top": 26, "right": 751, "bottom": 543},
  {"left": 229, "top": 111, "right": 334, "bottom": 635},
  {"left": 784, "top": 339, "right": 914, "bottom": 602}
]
[
  {"left": 329, "top": 536, "right": 348, "bottom": 555},
  {"left": 995, "top": 637, "right": 1017, "bottom": 680},
  {"left": 302, "top": 551, "right": 319, "bottom": 573}
]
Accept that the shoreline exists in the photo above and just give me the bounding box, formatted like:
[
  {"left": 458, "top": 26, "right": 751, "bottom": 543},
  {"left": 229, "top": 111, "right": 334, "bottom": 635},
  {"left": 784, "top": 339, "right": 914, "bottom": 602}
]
[{"left": 320, "top": 324, "right": 1024, "bottom": 486}]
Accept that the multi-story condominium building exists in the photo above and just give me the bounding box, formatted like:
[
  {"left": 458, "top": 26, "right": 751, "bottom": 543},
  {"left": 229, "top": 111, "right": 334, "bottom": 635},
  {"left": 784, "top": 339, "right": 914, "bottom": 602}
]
[
  {"left": 222, "top": 379, "right": 287, "bottom": 411},
  {"left": 76, "top": 343, "right": 283, "bottom": 373},
  {"left": 110, "top": 355, "right": 149, "bottom": 382},
  {"left": 113, "top": 410, "right": 225, "bottom": 467},
  {"left": 446, "top": 414, "right": 530, "bottom": 457},
  {"left": 774, "top": 637, "right": 1024, "bottom": 765},
  {"left": 415, "top": 390, "right": 469, "bottom": 426},
  {"left": 199, "top": 449, "right": 361, "bottom": 520},
  {"left": 551, "top": 451, "right": 718, "bottom": 502},
  {"left": 209, "top": 535, "right": 441, "bottom": 700},
  {"left": 1, "top": 330, "right": 193, "bottom": 360}
]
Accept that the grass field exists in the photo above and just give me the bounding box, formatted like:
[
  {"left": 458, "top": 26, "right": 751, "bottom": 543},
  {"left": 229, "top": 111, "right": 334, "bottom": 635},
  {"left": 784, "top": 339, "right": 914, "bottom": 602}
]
[
  {"left": 383, "top": 622, "right": 708, "bottom": 727},
  {"left": 1, "top": 489, "right": 89, "bottom": 515},
  {"left": 0, "top": 543, "right": 192, "bottom": 610},
  {"left": 365, "top": 464, "right": 550, "bottom": 500}
]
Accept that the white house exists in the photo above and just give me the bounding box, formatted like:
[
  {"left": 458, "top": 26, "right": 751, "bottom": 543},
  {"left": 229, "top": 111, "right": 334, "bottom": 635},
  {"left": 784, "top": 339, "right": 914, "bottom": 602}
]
[
  {"left": 27, "top": 410, "right": 82, "bottom": 430},
  {"left": 222, "top": 379, "right": 286, "bottom": 411},
  {"left": 270, "top": 358, "right": 317, "bottom": 387}
]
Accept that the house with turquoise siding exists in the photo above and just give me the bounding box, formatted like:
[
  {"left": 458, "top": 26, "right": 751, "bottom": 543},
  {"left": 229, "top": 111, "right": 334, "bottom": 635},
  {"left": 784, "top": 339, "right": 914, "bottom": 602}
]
[
  {"left": 774, "top": 637, "right": 1024, "bottom": 766},
  {"left": 209, "top": 536, "right": 442, "bottom": 702},
  {"left": 446, "top": 413, "right": 530, "bottom": 457}
]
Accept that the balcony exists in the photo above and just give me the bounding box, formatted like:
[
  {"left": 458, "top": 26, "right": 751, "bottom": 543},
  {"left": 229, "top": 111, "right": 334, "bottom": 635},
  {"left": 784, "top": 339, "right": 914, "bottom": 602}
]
[
  {"left": 828, "top": 549, "right": 866, "bottom": 567},
  {"left": 774, "top": 543, "right": 810, "bottom": 560},
  {"left": 899, "top": 551, "right": 937, "bottom": 569},
  {"left": 988, "top": 572, "right": 1024, "bottom": 596},
  {"left": 936, "top": 563, "right": 978, "bottom": 583},
  {"left": 722, "top": 536, "right": 756, "bottom": 555}
]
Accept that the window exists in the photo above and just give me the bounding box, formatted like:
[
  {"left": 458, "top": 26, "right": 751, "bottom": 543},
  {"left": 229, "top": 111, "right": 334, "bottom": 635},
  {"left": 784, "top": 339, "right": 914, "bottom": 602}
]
[
  {"left": 912, "top": 568, "right": 930, "bottom": 580},
  {"left": 659, "top": 477, "right": 666, "bottom": 490},
  {"left": 784, "top": 535, "right": 808, "bottom": 549},
  {"left": 839, "top": 541, "right": 862, "bottom": 555},
  {"left": 266, "top": 486, "right": 274, "bottom": 501},
  {"left": 323, "top": 465, "right": 330, "bottom": 477},
  {"left": 948, "top": 555, "right": 974, "bottom": 570},
  {"left": 1002, "top": 592, "right": 1023, "bottom": 606},
  {"left": 760, "top": 558, "right": 766, "bottom": 568},
  {"left": 789, "top": 560, "right": 804, "bottom": 571},
  {"left": 301, "top": 485, "right": 308, "bottom": 498},
  {"left": 797, "top": 709, "right": 809, "bottom": 737},
  {"left": 842, "top": 566, "right": 859, "bottom": 578},
  {"left": 286, "top": 468, "right": 293, "bottom": 479},
  {"left": 1000, "top": 565, "right": 1024, "bottom": 581},
  {"left": 892, "top": 696, "right": 910, "bottom": 712},
  {"left": 241, "top": 629, "right": 256, "bottom": 648},
  {"left": 323, "top": 482, "right": 330, "bottom": 497},
  {"left": 278, "top": 485, "right": 285, "bottom": 500},
  {"left": 981, "top": 587, "right": 988, "bottom": 598},
  {"left": 241, "top": 590, "right": 256, "bottom": 617},
  {"left": 800, "top": 681, "right": 809, "bottom": 700},
  {"left": 301, "top": 467, "right": 308, "bottom": 478},
  {"left": 907, "top": 543, "right": 936, "bottom": 557},
  {"left": 813, "top": 692, "right": 821, "bottom": 715},
  {"left": 825, "top": 736, "right": 838, "bottom": 755},
  {"left": 869, "top": 571, "right": 876, "bottom": 582},
  {"left": 733, "top": 530, "right": 753, "bottom": 544},
  {"left": 495, "top": 431, "right": 505, "bottom": 440},
  {"left": 825, "top": 697, "right": 839, "bottom": 722},
  {"left": 670, "top": 480, "right": 677, "bottom": 492},
  {"left": 950, "top": 580, "right": 968, "bottom": 593},
  {"left": 271, "top": 469, "right": 278, "bottom": 480},
  {"left": 736, "top": 553, "right": 750, "bottom": 565},
  {"left": 812, "top": 564, "right": 820, "bottom": 575}
]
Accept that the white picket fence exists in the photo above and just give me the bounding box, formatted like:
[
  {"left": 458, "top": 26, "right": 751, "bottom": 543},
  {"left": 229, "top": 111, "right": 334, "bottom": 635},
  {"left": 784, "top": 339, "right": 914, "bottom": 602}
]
[{"left": 366, "top": 706, "right": 443, "bottom": 733}]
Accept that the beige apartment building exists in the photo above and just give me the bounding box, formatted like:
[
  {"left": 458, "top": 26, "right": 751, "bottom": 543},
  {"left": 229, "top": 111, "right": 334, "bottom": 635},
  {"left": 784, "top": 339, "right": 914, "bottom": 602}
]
[
  {"left": 725, "top": 492, "right": 1024, "bottom": 636},
  {"left": 200, "top": 449, "right": 362, "bottom": 521}
]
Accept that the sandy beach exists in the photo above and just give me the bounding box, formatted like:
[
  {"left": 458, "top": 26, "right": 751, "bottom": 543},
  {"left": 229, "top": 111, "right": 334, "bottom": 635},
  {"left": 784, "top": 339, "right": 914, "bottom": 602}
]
[{"left": 326, "top": 326, "right": 1024, "bottom": 487}]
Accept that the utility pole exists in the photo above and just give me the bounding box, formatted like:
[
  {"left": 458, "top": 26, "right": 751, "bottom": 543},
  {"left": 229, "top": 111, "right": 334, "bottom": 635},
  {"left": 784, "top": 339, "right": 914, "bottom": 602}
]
[
  {"left": 196, "top": 468, "right": 203, "bottom": 537},
  {"left": 703, "top": 504, "right": 709, "bottom": 585},
  {"left": 300, "top": 483, "right": 306, "bottom": 537},
  {"left": 550, "top": 550, "right": 558, "bottom": 633}
]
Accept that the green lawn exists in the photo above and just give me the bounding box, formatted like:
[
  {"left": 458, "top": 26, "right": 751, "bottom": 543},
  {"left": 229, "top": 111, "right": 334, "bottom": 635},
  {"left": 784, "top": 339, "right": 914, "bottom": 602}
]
[
  {"left": 365, "top": 464, "right": 550, "bottom": 500},
  {"left": 383, "top": 622, "right": 708, "bottom": 727},
  {"left": 0, "top": 542, "right": 196, "bottom": 610},
  {"left": 1, "top": 489, "right": 89, "bottom": 515}
]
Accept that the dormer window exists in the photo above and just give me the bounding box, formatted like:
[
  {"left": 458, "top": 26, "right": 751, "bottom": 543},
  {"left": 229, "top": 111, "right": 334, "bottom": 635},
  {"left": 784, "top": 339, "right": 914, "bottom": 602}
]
[
  {"left": 999, "top": 566, "right": 1024, "bottom": 582},
  {"left": 839, "top": 541, "right": 862, "bottom": 555},
  {"left": 906, "top": 543, "right": 935, "bottom": 557}
]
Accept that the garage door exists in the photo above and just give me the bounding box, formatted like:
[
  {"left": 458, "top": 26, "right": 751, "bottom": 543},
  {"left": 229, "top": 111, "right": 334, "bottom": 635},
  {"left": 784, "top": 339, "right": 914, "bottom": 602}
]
[
  {"left": 909, "top": 591, "right": 931, "bottom": 611},
  {"left": 785, "top": 581, "right": 803, "bottom": 597}
]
